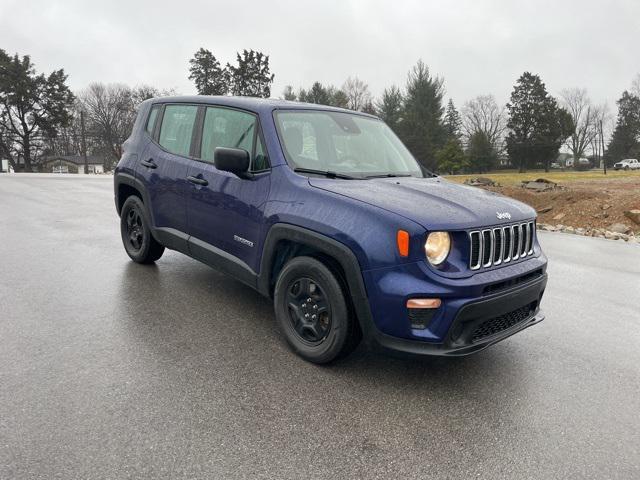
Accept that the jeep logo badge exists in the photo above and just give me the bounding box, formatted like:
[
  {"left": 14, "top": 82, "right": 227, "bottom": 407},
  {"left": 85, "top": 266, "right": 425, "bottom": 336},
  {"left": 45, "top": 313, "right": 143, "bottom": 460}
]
[{"left": 496, "top": 212, "right": 512, "bottom": 220}]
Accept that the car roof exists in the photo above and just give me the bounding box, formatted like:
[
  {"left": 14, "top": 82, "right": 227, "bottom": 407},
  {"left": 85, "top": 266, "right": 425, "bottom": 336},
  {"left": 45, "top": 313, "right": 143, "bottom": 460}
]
[{"left": 146, "top": 95, "right": 378, "bottom": 118}]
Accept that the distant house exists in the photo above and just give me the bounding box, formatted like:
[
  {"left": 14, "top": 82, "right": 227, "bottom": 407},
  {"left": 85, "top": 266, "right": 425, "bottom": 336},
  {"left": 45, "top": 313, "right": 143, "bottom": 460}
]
[
  {"left": 1, "top": 159, "right": 13, "bottom": 173},
  {"left": 40, "top": 155, "right": 105, "bottom": 174},
  {"left": 566, "top": 157, "right": 590, "bottom": 168},
  {"left": 556, "top": 153, "right": 573, "bottom": 168}
]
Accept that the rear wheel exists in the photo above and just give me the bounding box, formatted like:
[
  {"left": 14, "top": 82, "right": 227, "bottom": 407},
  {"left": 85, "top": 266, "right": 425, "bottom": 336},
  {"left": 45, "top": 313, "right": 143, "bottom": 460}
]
[
  {"left": 274, "top": 256, "right": 360, "bottom": 363},
  {"left": 120, "top": 196, "right": 164, "bottom": 264}
]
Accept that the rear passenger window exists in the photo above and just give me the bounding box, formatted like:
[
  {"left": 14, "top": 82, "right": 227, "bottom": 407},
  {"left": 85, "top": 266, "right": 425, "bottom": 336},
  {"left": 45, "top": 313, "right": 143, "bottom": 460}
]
[
  {"left": 146, "top": 105, "right": 160, "bottom": 136},
  {"left": 158, "top": 105, "right": 198, "bottom": 156},
  {"left": 200, "top": 107, "right": 269, "bottom": 171}
]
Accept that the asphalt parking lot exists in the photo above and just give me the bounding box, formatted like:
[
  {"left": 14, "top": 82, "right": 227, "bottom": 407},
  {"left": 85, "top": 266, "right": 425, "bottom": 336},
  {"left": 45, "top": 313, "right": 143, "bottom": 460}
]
[{"left": 1, "top": 174, "right": 639, "bottom": 479}]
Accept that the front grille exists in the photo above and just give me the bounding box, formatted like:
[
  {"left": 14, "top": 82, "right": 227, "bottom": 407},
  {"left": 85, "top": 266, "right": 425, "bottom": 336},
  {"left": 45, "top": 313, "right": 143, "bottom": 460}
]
[
  {"left": 471, "top": 302, "right": 536, "bottom": 342},
  {"left": 469, "top": 221, "right": 535, "bottom": 270}
]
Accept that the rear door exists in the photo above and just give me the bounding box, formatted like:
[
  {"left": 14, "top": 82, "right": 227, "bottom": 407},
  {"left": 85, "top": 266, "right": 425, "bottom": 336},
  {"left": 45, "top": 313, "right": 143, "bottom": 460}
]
[
  {"left": 137, "top": 103, "right": 199, "bottom": 251},
  {"left": 186, "top": 105, "right": 271, "bottom": 275}
]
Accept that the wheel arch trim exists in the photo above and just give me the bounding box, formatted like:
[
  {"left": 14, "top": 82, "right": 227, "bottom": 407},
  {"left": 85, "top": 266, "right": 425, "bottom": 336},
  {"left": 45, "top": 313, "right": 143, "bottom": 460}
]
[
  {"left": 114, "top": 172, "right": 150, "bottom": 215},
  {"left": 258, "top": 223, "right": 376, "bottom": 336}
]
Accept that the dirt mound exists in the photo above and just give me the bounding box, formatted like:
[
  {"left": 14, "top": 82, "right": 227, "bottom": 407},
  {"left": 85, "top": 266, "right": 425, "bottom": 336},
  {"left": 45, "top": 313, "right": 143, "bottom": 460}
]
[{"left": 481, "top": 176, "right": 640, "bottom": 233}]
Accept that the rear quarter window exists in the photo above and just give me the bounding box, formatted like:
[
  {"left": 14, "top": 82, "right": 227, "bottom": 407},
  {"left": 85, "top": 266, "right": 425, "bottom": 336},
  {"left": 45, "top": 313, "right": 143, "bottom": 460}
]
[{"left": 145, "top": 105, "right": 161, "bottom": 136}]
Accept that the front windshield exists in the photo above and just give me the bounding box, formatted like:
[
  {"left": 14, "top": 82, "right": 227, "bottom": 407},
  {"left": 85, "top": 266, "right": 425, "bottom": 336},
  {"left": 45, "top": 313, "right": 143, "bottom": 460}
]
[{"left": 274, "top": 110, "right": 425, "bottom": 178}]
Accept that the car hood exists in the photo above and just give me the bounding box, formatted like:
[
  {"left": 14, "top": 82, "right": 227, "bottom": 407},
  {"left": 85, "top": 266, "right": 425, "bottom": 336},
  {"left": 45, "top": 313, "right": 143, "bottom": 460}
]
[{"left": 309, "top": 176, "right": 536, "bottom": 230}]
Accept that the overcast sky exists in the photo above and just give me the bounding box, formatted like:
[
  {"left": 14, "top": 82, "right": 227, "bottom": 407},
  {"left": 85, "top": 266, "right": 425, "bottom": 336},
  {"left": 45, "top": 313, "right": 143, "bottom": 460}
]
[{"left": 1, "top": 0, "right": 638, "bottom": 111}]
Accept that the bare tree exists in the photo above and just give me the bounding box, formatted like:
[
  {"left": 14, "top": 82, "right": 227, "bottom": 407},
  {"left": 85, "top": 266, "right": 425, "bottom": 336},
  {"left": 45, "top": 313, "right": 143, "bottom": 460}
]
[
  {"left": 560, "top": 88, "right": 599, "bottom": 165},
  {"left": 588, "top": 103, "right": 611, "bottom": 170},
  {"left": 78, "top": 83, "right": 177, "bottom": 170},
  {"left": 78, "top": 83, "right": 138, "bottom": 170},
  {"left": 461, "top": 94, "right": 507, "bottom": 152},
  {"left": 132, "top": 84, "right": 177, "bottom": 103},
  {"left": 43, "top": 99, "right": 84, "bottom": 156},
  {"left": 342, "top": 77, "right": 371, "bottom": 111}
]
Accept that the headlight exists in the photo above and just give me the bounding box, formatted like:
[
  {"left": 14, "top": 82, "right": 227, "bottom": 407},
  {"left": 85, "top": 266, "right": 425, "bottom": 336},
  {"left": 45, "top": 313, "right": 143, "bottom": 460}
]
[{"left": 425, "top": 232, "right": 451, "bottom": 266}]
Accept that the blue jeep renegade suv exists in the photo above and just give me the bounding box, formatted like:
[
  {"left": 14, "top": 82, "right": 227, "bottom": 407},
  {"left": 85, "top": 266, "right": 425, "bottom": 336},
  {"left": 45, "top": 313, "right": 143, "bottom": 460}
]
[{"left": 114, "top": 96, "right": 547, "bottom": 363}]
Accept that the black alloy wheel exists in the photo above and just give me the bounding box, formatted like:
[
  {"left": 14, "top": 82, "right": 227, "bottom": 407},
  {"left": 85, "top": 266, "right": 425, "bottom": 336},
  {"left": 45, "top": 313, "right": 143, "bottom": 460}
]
[
  {"left": 286, "top": 277, "right": 332, "bottom": 344},
  {"left": 274, "top": 256, "right": 361, "bottom": 363},
  {"left": 120, "top": 196, "right": 164, "bottom": 264},
  {"left": 125, "top": 207, "right": 144, "bottom": 251}
]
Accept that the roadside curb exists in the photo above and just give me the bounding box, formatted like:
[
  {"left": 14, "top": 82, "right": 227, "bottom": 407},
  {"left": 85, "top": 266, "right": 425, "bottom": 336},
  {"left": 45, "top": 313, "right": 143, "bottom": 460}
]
[{"left": 537, "top": 223, "right": 639, "bottom": 243}]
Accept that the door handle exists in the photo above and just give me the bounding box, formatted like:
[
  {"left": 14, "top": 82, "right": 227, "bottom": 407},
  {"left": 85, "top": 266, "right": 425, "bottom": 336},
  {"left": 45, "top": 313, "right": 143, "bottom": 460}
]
[
  {"left": 140, "top": 158, "right": 157, "bottom": 169},
  {"left": 187, "top": 175, "right": 209, "bottom": 186}
]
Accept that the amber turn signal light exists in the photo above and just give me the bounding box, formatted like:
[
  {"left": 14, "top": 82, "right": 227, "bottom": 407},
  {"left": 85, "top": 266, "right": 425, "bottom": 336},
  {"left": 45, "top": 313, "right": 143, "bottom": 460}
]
[
  {"left": 406, "top": 298, "right": 442, "bottom": 309},
  {"left": 397, "top": 230, "right": 410, "bottom": 257}
]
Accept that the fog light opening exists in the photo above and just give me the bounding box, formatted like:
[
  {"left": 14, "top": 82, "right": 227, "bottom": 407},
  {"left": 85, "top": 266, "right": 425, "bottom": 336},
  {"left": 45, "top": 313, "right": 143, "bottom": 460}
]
[{"left": 407, "top": 298, "right": 441, "bottom": 330}]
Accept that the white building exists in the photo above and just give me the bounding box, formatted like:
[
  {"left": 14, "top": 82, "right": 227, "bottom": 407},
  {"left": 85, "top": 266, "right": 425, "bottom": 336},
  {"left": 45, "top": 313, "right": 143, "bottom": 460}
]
[{"left": 41, "top": 155, "right": 105, "bottom": 174}]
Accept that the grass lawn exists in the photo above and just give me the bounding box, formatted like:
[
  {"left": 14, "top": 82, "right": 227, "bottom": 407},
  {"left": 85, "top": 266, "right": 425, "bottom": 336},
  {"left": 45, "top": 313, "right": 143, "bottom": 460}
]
[{"left": 444, "top": 169, "right": 640, "bottom": 186}]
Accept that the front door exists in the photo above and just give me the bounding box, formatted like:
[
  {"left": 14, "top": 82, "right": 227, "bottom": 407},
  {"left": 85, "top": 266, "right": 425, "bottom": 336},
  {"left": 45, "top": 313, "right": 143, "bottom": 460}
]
[{"left": 186, "top": 106, "right": 271, "bottom": 275}]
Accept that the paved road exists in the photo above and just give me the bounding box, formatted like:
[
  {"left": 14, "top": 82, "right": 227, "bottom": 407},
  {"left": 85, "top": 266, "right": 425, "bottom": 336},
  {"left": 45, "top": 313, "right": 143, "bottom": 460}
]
[{"left": 1, "top": 175, "right": 639, "bottom": 480}]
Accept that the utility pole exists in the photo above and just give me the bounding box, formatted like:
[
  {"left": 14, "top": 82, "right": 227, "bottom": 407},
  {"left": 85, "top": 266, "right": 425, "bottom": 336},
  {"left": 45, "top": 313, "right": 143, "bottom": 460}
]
[
  {"left": 600, "top": 120, "right": 606, "bottom": 175},
  {"left": 80, "top": 110, "right": 88, "bottom": 174}
]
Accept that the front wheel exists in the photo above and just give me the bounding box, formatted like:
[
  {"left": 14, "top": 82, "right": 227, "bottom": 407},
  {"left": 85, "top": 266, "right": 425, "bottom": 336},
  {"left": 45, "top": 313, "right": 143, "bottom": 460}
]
[
  {"left": 120, "top": 196, "right": 164, "bottom": 264},
  {"left": 274, "top": 256, "right": 360, "bottom": 363}
]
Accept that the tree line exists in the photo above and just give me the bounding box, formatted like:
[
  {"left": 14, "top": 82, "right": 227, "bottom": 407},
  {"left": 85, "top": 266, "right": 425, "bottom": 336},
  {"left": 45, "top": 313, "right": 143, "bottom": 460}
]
[
  {"left": 186, "top": 48, "right": 640, "bottom": 174},
  {"left": 278, "top": 65, "right": 634, "bottom": 174},
  {"left": 1, "top": 46, "right": 639, "bottom": 174}
]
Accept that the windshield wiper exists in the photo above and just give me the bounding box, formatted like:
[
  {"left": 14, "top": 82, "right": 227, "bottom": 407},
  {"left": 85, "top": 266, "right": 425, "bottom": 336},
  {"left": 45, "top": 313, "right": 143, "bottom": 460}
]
[
  {"left": 293, "top": 168, "right": 361, "bottom": 180},
  {"left": 364, "top": 173, "right": 414, "bottom": 179}
]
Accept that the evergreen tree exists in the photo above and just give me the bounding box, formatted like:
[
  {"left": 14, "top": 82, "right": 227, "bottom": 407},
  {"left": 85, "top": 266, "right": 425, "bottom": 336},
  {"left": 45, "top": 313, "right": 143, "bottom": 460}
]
[
  {"left": 329, "top": 88, "right": 349, "bottom": 109},
  {"left": 227, "top": 49, "right": 275, "bottom": 98},
  {"left": 606, "top": 91, "right": 640, "bottom": 163},
  {"left": 282, "top": 85, "right": 297, "bottom": 101},
  {"left": 299, "top": 82, "right": 331, "bottom": 105},
  {"left": 436, "top": 138, "right": 468, "bottom": 174},
  {"left": 506, "top": 72, "right": 573, "bottom": 172},
  {"left": 443, "top": 98, "right": 462, "bottom": 141},
  {"left": 298, "top": 82, "right": 348, "bottom": 108},
  {"left": 376, "top": 86, "right": 403, "bottom": 131},
  {"left": 399, "top": 60, "right": 446, "bottom": 170},
  {"left": 188, "top": 48, "right": 228, "bottom": 95},
  {"left": 467, "top": 131, "right": 497, "bottom": 173},
  {"left": 0, "top": 50, "right": 74, "bottom": 172}
]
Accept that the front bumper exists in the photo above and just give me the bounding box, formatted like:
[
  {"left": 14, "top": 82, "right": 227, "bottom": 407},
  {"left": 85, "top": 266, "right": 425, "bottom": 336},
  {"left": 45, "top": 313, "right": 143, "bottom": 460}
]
[{"left": 362, "top": 271, "right": 547, "bottom": 356}]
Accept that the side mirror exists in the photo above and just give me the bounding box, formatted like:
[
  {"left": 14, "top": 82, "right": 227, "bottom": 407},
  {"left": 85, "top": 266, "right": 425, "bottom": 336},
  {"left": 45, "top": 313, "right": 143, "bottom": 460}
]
[{"left": 214, "top": 147, "right": 252, "bottom": 179}]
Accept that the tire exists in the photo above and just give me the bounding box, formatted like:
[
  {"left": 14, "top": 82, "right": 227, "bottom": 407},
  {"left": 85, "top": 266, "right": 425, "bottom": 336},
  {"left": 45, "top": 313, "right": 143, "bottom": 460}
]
[
  {"left": 120, "top": 196, "right": 165, "bottom": 264},
  {"left": 624, "top": 166, "right": 630, "bottom": 171},
  {"left": 274, "top": 256, "right": 360, "bottom": 364}
]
